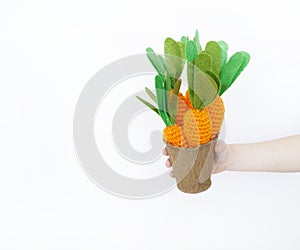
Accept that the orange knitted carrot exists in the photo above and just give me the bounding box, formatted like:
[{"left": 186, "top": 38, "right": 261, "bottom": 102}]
[
  {"left": 163, "top": 124, "right": 188, "bottom": 147},
  {"left": 183, "top": 108, "right": 212, "bottom": 147},
  {"left": 186, "top": 90, "right": 224, "bottom": 139},
  {"left": 185, "top": 90, "right": 193, "bottom": 108},
  {"left": 206, "top": 96, "right": 225, "bottom": 139},
  {"left": 175, "top": 92, "right": 189, "bottom": 126}
]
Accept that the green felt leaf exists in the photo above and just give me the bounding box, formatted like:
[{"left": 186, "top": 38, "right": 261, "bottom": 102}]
[
  {"left": 157, "top": 55, "right": 167, "bottom": 71},
  {"left": 181, "top": 36, "right": 188, "bottom": 44},
  {"left": 185, "top": 40, "right": 198, "bottom": 62},
  {"left": 173, "top": 79, "right": 181, "bottom": 96},
  {"left": 219, "top": 51, "right": 250, "bottom": 95},
  {"left": 146, "top": 47, "right": 165, "bottom": 75},
  {"left": 165, "top": 74, "right": 172, "bottom": 91},
  {"left": 218, "top": 41, "right": 228, "bottom": 71},
  {"left": 136, "top": 96, "right": 159, "bottom": 115},
  {"left": 155, "top": 75, "right": 172, "bottom": 126},
  {"left": 177, "top": 41, "right": 186, "bottom": 59},
  {"left": 170, "top": 79, "right": 182, "bottom": 117},
  {"left": 145, "top": 87, "right": 157, "bottom": 104},
  {"left": 194, "top": 51, "right": 213, "bottom": 73},
  {"left": 194, "top": 29, "right": 202, "bottom": 53},
  {"left": 236, "top": 52, "right": 250, "bottom": 79},
  {"left": 218, "top": 41, "right": 228, "bottom": 52},
  {"left": 187, "top": 62, "right": 195, "bottom": 107},
  {"left": 193, "top": 66, "right": 219, "bottom": 109},
  {"left": 164, "top": 76, "right": 172, "bottom": 119},
  {"left": 205, "top": 70, "right": 221, "bottom": 94},
  {"left": 164, "top": 38, "right": 185, "bottom": 81},
  {"left": 229, "top": 52, "right": 250, "bottom": 89},
  {"left": 188, "top": 88, "right": 198, "bottom": 108},
  {"left": 155, "top": 76, "right": 164, "bottom": 111},
  {"left": 205, "top": 41, "right": 222, "bottom": 76},
  {"left": 172, "top": 41, "right": 185, "bottom": 87},
  {"left": 220, "top": 52, "right": 244, "bottom": 94}
]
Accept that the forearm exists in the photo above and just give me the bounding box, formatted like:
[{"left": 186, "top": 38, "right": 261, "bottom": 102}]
[{"left": 226, "top": 135, "right": 300, "bottom": 172}]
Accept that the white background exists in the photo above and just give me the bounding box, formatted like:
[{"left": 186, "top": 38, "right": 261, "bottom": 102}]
[{"left": 1, "top": 0, "right": 300, "bottom": 249}]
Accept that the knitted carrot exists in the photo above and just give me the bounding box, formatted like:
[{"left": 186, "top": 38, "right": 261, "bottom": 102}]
[
  {"left": 206, "top": 96, "right": 225, "bottom": 139},
  {"left": 182, "top": 38, "right": 222, "bottom": 147},
  {"left": 183, "top": 108, "right": 212, "bottom": 146},
  {"left": 184, "top": 90, "right": 192, "bottom": 109},
  {"left": 185, "top": 93, "right": 225, "bottom": 139},
  {"left": 175, "top": 92, "right": 189, "bottom": 126},
  {"left": 204, "top": 42, "right": 250, "bottom": 138},
  {"left": 163, "top": 124, "right": 188, "bottom": 147}
]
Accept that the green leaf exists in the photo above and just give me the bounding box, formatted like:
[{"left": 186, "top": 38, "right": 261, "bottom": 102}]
[
  {"left": 189, "top": 88, "right": 198, "bottom": 108},
  {"left": 218, "top": 41, "right": 228, "bottom": 71},
  {"left": 145, "top": 87, "right": 157, "bottom": 104},
  {"left": 194, "top": 51, "right": 213, "bottom": 73},
  {"left": 165, "top": 74, "right": 172, "bottom": 91},
  {"left": 173, "top": 79, "right": 181, "bottom": 96},
  {"left": 177, "top": 41, "right": 186, "bottom": 60},
  {"left": 237, "top": 52, "right": 251, "bottom": 78},
  {"left": 164, "top": 38, "right": 185, "bottom": 80},
  {"left": 194, "top": 29, "right": 201, "bottom": 53},
  {"left": 181, "top": 36, "right": 188, "bottom": 44},
  {"left": 157, "top": 55, "right": 167, "bottom": 71},
  {"left": 205, "top": 70, "right": 221, "bottom": 94},
  {"left": 205, "top": 41, "right": 222, "bottom": 76},
  {"left": 193, "top": 67, "right": 219, "bottom": 109},
  {"left": 165, "top": 76, "right": 172, "bottom": 119},
  {"left": 218, "top": 41, "right": 228, "bottom": 52},
  {"left": 185, "top": 40, "right": 198, "bottom": 62},
  {"left": 174, "top": 41, "right": 185, "bottom": 87},
  {"left": 155, "top": 75, "right": 172, "bottom": 126},
  {"left": 192, "top": 88, "right": 202, "bottom": 109},
  {"left": 155, "top": 75, "right": 165, "bottom": 113},
  {"left": 220, "top": 51, "right": 250, "bottom": 95},
  {"left": 187, "top": 62, "right": 195, "bottom": 107},
  {"left": 170, "top": 79, "right": 182, "bottom": 117},
  {"left": 136, "top": 96, "right": 159, "bottom": 115},
  {"left": 146, "top": 47, "right": 165, "bottom": 75}
]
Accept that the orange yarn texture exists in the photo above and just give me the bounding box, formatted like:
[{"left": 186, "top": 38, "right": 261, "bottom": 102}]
[
  {"left": 163, "top": 124, "right": 188, "bottom": 148},
  {"left": 185, "top": 90, "right": 193, "bottom": 108},
  {"left": 175, "top": 93, "right": 190, "bottom": 126},
  {"left": 163, "top": 91, "right": 224, "bottom": 148},
  {"left": 183, "top": 108, "right": 212, "bottom": 147},
  {"left": 206, "top": 96, "right": 225, "bottom": 138}
]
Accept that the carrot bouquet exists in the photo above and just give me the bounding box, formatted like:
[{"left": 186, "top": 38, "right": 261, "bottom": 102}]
[{"left": 137, "top": 31, "right": 250, "bottom": 193}]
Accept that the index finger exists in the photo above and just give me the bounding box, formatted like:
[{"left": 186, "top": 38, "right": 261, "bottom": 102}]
[{"left": 162, "top": 147, "right": 169, "bottom": 156}]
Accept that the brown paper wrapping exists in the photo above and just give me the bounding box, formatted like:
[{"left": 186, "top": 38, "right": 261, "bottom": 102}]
[{"left": 165, "top": 137, "right": 218, "bottom": 194}]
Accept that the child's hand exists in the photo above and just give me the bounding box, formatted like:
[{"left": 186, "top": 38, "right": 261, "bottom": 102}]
[{"left": 162, "top": 140, "right": 230, "bottom": 178}]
